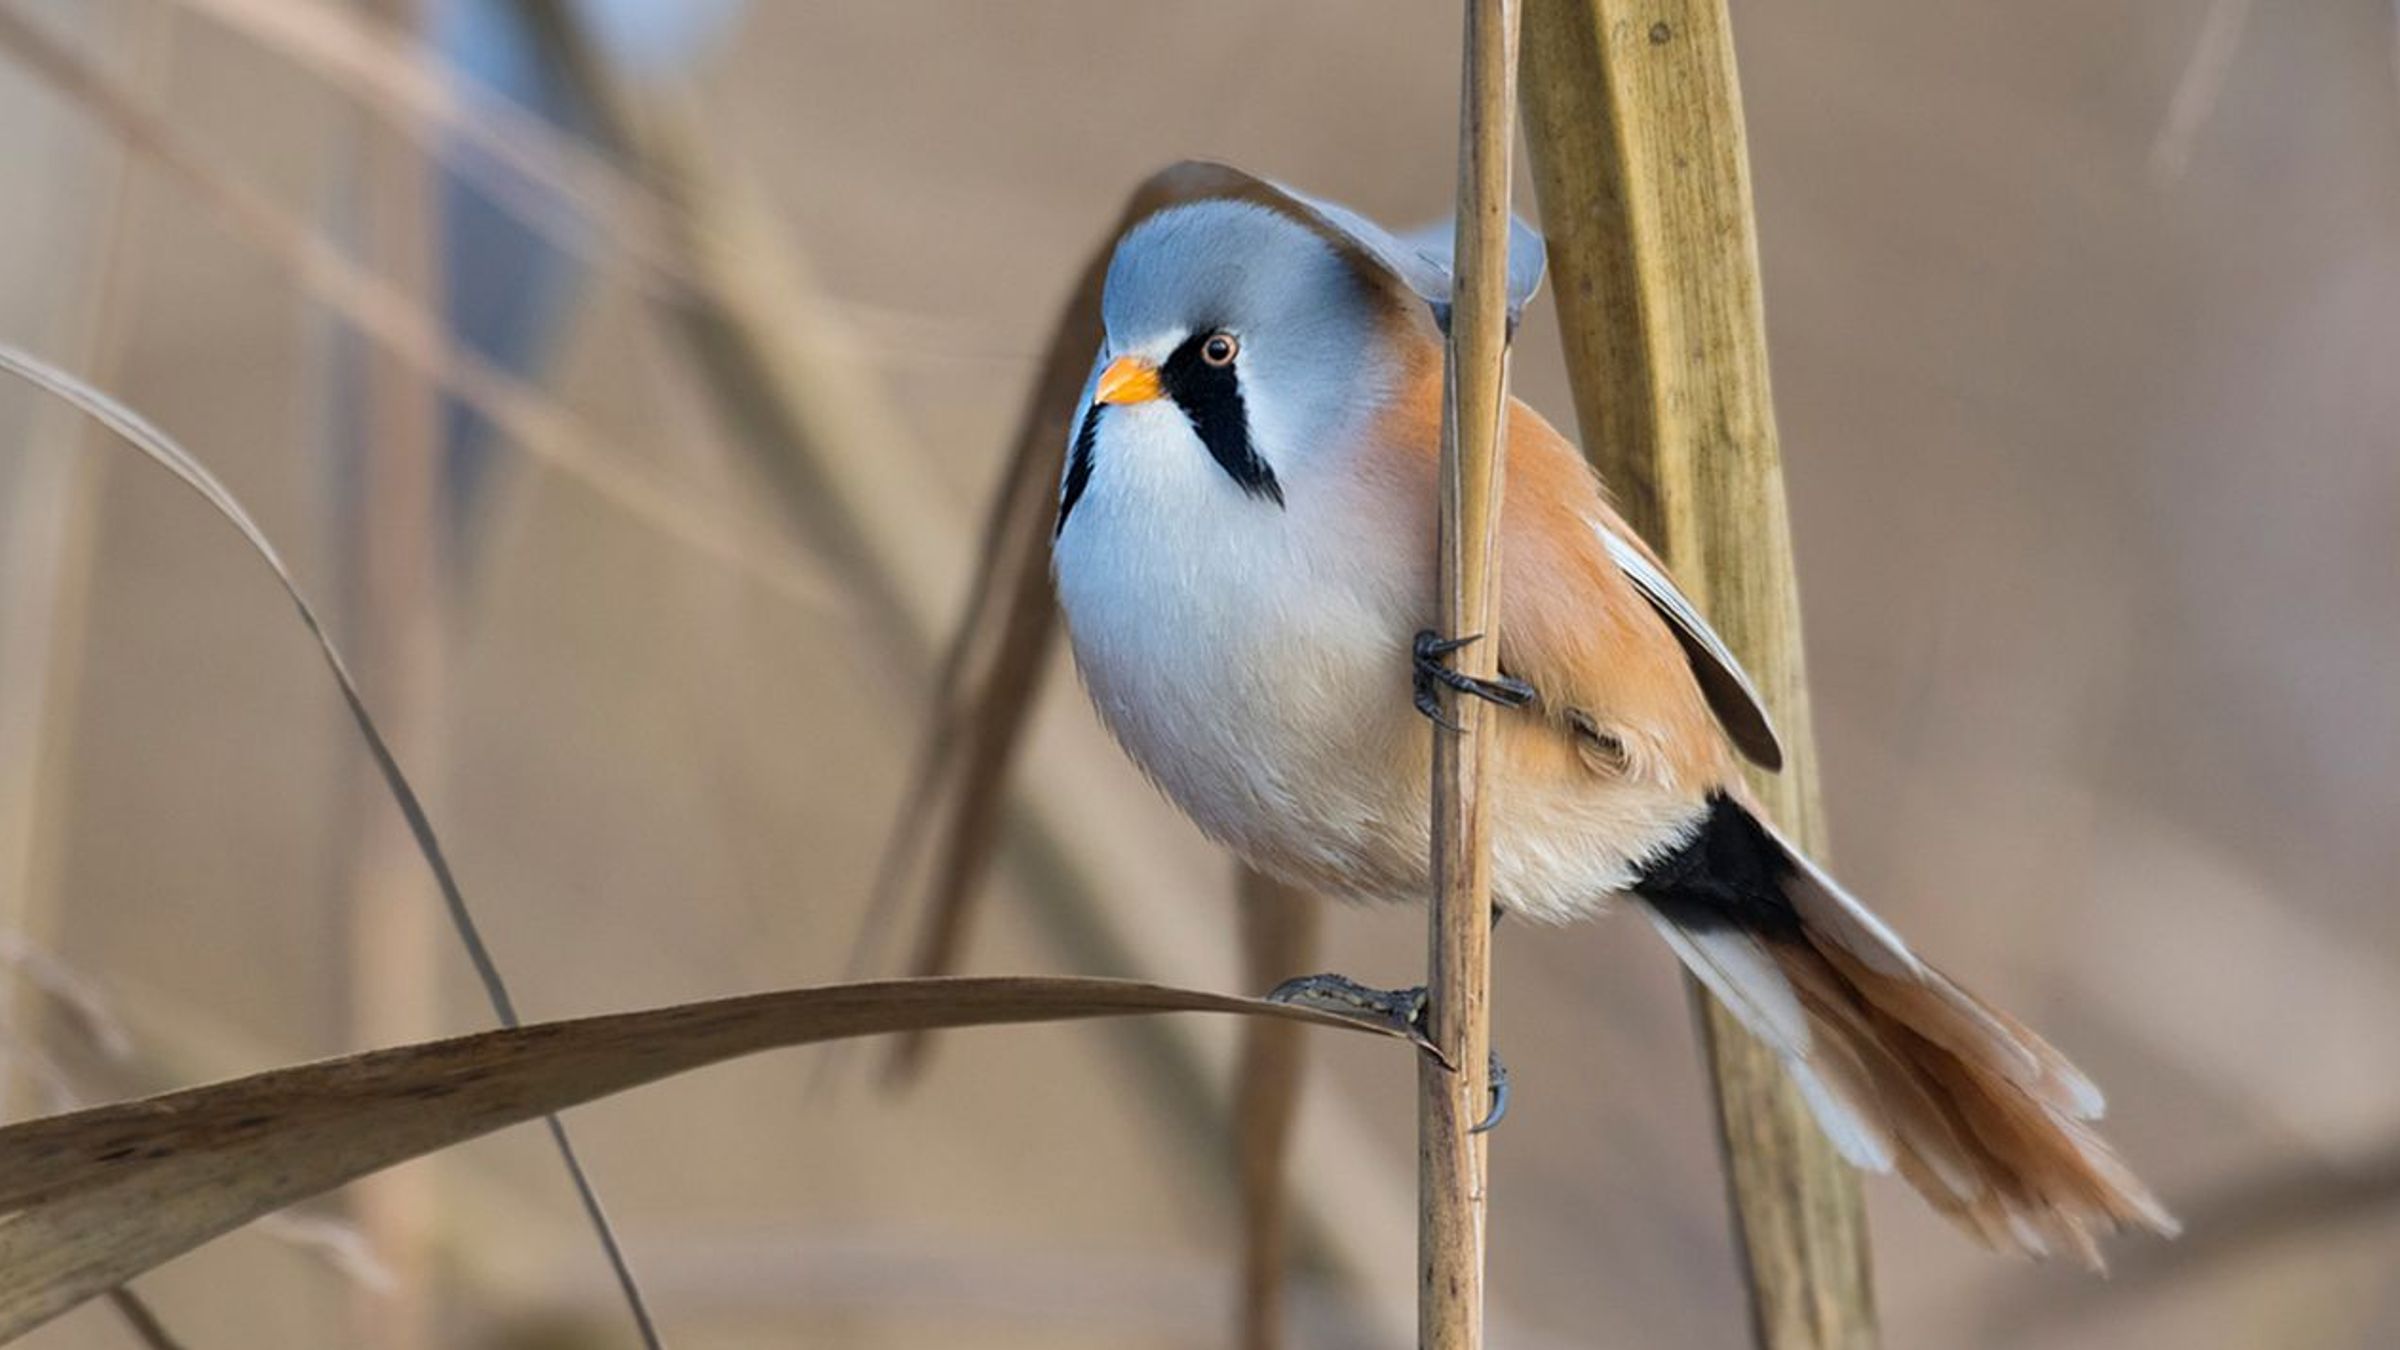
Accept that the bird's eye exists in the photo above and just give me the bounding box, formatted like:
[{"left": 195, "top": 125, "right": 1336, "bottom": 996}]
[{"left": 1200, "top": 332, "right": 1239, "bottom": 367}]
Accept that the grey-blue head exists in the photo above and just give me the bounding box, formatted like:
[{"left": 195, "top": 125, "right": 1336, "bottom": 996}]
[
  {"left": 1057, "top": 199, "right": 1404, "bottom": 535},
  {"left": 1054, "top": 171, "right": 1544, "bottom": 538}
]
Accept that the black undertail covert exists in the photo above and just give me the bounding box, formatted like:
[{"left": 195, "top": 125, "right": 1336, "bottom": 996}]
[{"left": 1629, "top": 793, "right": 1804, "bottom": 940}]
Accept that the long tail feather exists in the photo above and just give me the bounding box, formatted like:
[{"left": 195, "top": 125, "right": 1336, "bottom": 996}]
[{"left": 1639, "top": 802, "right": 2176, "bottom": 1265}]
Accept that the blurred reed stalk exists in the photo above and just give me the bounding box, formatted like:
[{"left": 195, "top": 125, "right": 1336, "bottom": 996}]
[
  {"left": 332, "top": 4, "right": 445, "bottom": 1341},
  {"left": 0, "top": 0, "right": 169, "bottom": 1120},
  {"left": 0, "top": 7, "right": 183, "bottom": 1340},
  {"left": 1420, "top": 5, "right": 1520, "bottom": 1347},
  {"left": 160, "top": 0, "right": 695, "bottom": 289},
  {"left": 1520, "top": 3, "right": 1876, "bottom": 1346},
  {"left": 1233, "top": 873, "right": 1320, "bottom": 1350},
  {"left": 0, "top": 2, "right": 836, "bottom": 616}
]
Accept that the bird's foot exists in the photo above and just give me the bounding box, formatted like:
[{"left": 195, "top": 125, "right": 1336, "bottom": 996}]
[
  {"left": 1413, "top": 630, "right": 1536, "bottom": 730},
  {"left": 1266, "top": 971, "right": 1512, "bottom": 1133}
]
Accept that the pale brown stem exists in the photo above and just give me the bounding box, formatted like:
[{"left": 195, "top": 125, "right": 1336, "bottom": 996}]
[
  {"left": 1233, "top": 871, "right": 1321, "bottom": 1350},
  {"left": 1520, "top": 3, "right": 1877, "bottom": 1347},
  {"left": 1423, "top": 4, "right": 1521, "bottom": 1348},
  {"left": 0, "top": 0, "right": 168, "bottom": 1120},
  {"left": 341, "top": 7, "right": 444, "bottom": 1342}
]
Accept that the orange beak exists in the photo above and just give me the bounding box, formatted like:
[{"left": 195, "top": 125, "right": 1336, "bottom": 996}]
[{"left": 1095, "top": 355, "right": 1164, "bottom": 406}]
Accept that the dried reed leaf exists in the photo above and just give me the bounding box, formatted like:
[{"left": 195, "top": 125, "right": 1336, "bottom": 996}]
[
  {"left": 0, "top": 6, "right": 839, "bottom": 616},
  {"left": 0, "top": 976, "right": 1421, "bottom": 1339},
  {"left": 1233, "top": 872, "right": 1323, "bottom": 1350},
  {"left": 865, "top": 247, "right": 1093, "bottom": 1084}
]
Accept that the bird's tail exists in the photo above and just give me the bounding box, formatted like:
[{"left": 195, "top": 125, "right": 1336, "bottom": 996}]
[{"left": 1635, "top": 797, "right": 2177, "bottom": 1265}]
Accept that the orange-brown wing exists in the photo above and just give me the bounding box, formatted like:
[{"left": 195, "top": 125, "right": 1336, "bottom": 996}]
[{"left": 1495, "top": 399, "right": 1776, "bottom": 787}]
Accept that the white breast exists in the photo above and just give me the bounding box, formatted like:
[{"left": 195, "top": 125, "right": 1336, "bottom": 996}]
[{"left": 1053, "top": 401, "right": 1430, "bottom": 898}]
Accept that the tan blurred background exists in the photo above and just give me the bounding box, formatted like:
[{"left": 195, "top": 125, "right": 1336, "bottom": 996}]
[{"left": 2, "top": 1, "right": 2396, "bottom": 1346}]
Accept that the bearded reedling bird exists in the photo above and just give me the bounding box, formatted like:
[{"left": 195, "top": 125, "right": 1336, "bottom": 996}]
[{"left": 1047, "top": 164, "right": 2175, "bottom": 1264}]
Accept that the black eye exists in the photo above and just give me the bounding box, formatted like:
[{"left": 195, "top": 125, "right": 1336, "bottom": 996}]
[{"left": 1200, "top": 332, "right": 1238, "bottom": 367}]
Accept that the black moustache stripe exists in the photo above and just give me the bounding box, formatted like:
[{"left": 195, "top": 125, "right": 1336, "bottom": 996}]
[
  {"left": 1629, "top": 793, "right": 1802, "bottom": 940},
  {"left": 1054, "top": 334, "right": 1282, "bottom": 540},
  {"left": 1055, "top": 401, "right": 1103, "bottom": 537},
  {"left": 1161, "top": 333, "right": 1282, "bottom": 507}
]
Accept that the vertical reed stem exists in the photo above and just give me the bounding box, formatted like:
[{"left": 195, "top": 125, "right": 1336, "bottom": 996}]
[
  {"left": 1520, "top": 3, "right": 1877, "bottom": 1346},
  {"left": 1423, "top": 4, "right": 1521, "bottom": 1347},
  {"left": 341, "top": 8, "right": 445, "bottom": 1339}
]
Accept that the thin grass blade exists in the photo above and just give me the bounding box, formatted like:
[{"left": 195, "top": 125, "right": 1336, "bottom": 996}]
[{"left": 0, "top": 345, "right": 662, "bottom": 1347}]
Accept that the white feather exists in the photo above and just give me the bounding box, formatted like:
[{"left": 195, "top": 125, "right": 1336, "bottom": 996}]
[
  {"left": 1642, "top": 909, "right": 1899, "bottom": 1171},
  {"left": 1639, "top": 909, "right": 1812, "bottom": 1060},
  {"left": 1786, "top": 1060, "right": 1898, "bottom": 1173},
  {"left": 1754, "top": 816, "right": 1925, "bottom": 980}
]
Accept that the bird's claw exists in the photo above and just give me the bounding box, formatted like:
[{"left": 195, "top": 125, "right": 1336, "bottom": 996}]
[
  {"left": 1474, "top": 1049, "right": 1510, "bottom": 1133},
  {"left": 1266, "top": 972, "right": 1426, "bottom": 1037},
  {"left": 1413, "top": 630, "right": 1537, "bottom": 730},
  {"left": 1266, "top": 972, "right": 1513, "bottom": 1132}
]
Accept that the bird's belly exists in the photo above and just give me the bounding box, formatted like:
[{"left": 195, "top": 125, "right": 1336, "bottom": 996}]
[
  {"left": 1057, "top": 536, "right": 1422, "bottom": 896},
  {"left": 1057, "top": 536, "right": 1694, "bottom": 920}
]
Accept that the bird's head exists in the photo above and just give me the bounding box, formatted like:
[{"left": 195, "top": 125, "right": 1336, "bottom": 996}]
[
  {"left": 1058, "top": 200, "right": 1400, "bottom": 536},
  {"left": 1053, "top": 168, "right": 1545, "bottom": 541}
]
